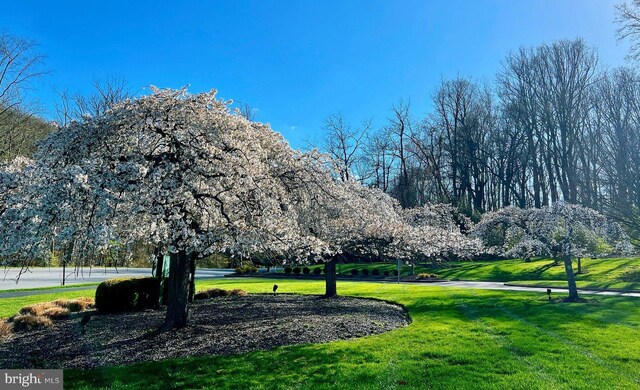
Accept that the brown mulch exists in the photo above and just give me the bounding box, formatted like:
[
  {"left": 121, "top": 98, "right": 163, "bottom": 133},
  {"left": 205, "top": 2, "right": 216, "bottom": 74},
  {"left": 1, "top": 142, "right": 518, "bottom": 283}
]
[{"left": 0, "top": 294, "right": 409, "bottom": 369}]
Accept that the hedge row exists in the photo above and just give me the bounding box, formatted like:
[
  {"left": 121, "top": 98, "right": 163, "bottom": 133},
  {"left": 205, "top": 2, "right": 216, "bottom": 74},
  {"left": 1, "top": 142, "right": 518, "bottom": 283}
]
[
  {"left": 283, "top": 267, "right": 399, "bottom": 277},
  {"left": 95, "top": 277, "right": 160, "bottom": 313}
]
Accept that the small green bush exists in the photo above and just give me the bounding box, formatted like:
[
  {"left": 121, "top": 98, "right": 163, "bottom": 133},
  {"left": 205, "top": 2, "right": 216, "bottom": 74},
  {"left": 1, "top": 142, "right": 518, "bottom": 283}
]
[
  {"left": 383, "top": 270, "right": 390, "bottom": 277},
  {"left": 293, "top": 267, "right": 301, "bottom": 274},
  {"left": 313, "top": 267, "right": 322, "bottom": 275},
  {"left": 361, "top": 268, "right": 369, "bottom": 276},
  {"left": 372, "top": 269, "right": 380, "bottom": 276},
  {"left": 350, "top": 269, "right": 359, "bottom": 276},
  {"left": 95, "top": 277, "right": 159, "bottom": 313},
  {"left": 284, "top": 267, "right": 292, "bottom": 274},
  {"left": 393, "top": 270, "right": 399, "bottom": 276},
  {"left": 302, "top": 267, "right": 310, "bottom": 274},
  {"left": 236, "top": 265, "right": 257, "bottom": 274}
]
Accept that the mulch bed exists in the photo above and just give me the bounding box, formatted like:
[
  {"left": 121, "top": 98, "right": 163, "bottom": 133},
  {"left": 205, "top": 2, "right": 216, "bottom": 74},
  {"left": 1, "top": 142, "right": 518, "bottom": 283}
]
[{"left": 0, "top": 294, "right": 409, "bottom": 369}]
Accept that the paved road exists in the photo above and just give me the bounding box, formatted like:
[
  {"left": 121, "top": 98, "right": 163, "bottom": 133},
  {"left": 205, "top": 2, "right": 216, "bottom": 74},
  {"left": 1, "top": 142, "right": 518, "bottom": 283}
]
[
  {"left": 409, "top": 280, "right": 640, "bottom": 298},
  {"left": 0, "top": 267, "right": 234, "bottom": 292},
  {"left": 2, "top": 272, "right": 639, "bottom": 299}
]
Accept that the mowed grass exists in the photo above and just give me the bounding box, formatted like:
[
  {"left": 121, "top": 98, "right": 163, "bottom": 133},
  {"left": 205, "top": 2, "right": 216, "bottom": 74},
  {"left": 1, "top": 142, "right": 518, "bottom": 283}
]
[
  {"left": 506, "top": 279, "right": 640, "bottom": 291},
  {"left": 0, "top": 289, "right": 98, "bottom": 319},
  {"left": 58, "top": 278, "right": 640, "bottom": 389},
  {"left": 313, "top": 257, "right": 640, "bottom": 291}
]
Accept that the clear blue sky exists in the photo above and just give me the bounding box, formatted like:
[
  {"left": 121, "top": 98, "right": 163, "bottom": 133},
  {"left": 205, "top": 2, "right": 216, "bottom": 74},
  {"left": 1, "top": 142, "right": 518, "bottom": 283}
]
[{"left": 1, "top": 0, "right": 629, "bottom": 149}]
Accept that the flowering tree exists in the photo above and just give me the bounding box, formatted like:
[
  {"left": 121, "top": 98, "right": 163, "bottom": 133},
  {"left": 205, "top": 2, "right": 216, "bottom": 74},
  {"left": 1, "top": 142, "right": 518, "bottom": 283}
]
[
  {"left": 290, "top": 157, "right": 482, "bottom": 296},
  {"left": 401, "top": 204, "right": 482, "bottom": 263},
  {"left": 0, "top": 155, "right": 111, "bottom": 283},
  {"left": 473, "top": 203, "right": 632, "bottom": 301},
  {"left": 402, "top": 203, "right": 473, "bottom": 233},
  {"left": 283, "top": 151, "right": 403, "bottom": 297},
  {"left": 3, "top": 88, "right": 315, "bottom": 328}
]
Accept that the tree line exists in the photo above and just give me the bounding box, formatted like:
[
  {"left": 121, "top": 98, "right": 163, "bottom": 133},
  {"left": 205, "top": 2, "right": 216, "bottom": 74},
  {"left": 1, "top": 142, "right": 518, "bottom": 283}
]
[{"left": 320, "top": 38, "right": 640, "bottom": 235}]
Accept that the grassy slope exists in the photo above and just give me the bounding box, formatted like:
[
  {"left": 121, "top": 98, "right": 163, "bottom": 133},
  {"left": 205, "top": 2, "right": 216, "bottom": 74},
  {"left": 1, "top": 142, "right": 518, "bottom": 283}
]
[
  {"left": 59, "top": 278, "right": 640, "bottom": 389},
  {"left": 310, "top": 257, "right": 640, "bottom": 291}
]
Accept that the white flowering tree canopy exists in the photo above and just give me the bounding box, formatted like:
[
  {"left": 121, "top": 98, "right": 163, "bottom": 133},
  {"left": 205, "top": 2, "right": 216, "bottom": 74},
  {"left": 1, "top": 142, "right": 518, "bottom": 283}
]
[
  {"left": 472, "top": 203, "right": 633, "bottom": 259},
  {"left": 401, "top": 204, "right": 481, "bottom": 261},
  {"left": 289, "top": 155, "right": 482, "bottom": 263},
  {"left": 1, "top": 88, "right": 323, "bottom": 261}
]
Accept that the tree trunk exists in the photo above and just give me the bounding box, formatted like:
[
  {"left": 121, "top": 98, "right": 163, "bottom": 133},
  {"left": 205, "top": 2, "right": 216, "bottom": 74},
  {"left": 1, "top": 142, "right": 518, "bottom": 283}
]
[
  {"left": 577, "top": 257, "right": 582, "bottom": 274},
  {"left": 162, "top": 250, "right": 191, "bottom": 329},
  {"left": 61, "top": 259, "right": 66, "bottom": 286},
  {"left": 324, "top": 258, "right": 337, "bottom": 298},
  {"left": 563, "top": 255, "right": 580, "bottom": 302},
  {"left": 188, "top": 252, "right": 196, "bottom": 303},
  {"left": 62, "top": 243, "right": 74, "bottom": 286},
  {"left": 155, "top": 250, "right": 165, "bottom": 305}
]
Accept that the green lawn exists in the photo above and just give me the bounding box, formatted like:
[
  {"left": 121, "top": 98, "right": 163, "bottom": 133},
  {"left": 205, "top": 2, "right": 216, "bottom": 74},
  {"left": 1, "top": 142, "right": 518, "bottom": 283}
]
[
  {"left": 50, "top": 278, "right": 640, "bottom": 389},
  {"left": 0, "top": 282, "right": 99, "bottom": 294},
  {"left": 506, "top": 280, "right": 640, "bottom": 291},
  {"left": 0, "top": 289, "right": 98, "bottom": 319},
  {"left": 308, "top": 257, "right": 640, "bottom": 291}
]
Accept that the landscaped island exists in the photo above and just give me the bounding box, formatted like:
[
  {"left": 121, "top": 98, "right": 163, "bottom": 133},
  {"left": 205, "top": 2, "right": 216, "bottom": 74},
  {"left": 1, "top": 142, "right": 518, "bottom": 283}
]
[{"left": 0, "top": 292, "right": 409, "bottom": 369}]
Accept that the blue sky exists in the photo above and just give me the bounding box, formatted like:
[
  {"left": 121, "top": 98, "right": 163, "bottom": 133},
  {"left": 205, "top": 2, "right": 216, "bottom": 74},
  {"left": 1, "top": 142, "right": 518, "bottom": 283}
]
[{"left": 1, "top": 0, "right": 629, "bottom": 149}]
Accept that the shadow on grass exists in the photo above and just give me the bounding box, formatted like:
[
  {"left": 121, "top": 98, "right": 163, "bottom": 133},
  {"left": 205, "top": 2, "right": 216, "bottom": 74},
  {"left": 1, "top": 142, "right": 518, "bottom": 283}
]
[{"left": 64, "top": 288, "right": 640, "bottom": 389}]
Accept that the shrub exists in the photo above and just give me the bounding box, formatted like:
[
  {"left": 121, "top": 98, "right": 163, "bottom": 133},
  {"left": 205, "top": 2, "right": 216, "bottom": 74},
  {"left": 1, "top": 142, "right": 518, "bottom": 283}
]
[
  {"left": 313, "top": 267, "right": 322, "bottom": 275},
  {"left": 235, "top": 265, "right": 257, "bottom": 274},
  {"left": 229, "top": 289, "right": 248, "bottom": 296},
  {"left": 383, "top": 270, "right": 390, "bottom": 277},
  {"left": 202, "top": 288, "right": 230, "bottom": 298},
  {"left": 95, "top": 277, "right": 159, "bottom": 313},
  {"left": 18, "top": 298, "right": 94, "bottom": 322},
  {"left": 372, "top": 269, "right": 380, "bottom": 276},
  {"left": 361, "top": 268, "right": 369, "bottom": 276},
  {"left": 12, "top": 315, "right": 52, "bottom": 332},
  {"left": 0, "top": 322, "right": 12, "bottom": 340},
  {"left": 194, "top": 291, "right": 210, "bottom": 300},
  {"left": 41, "top": 306, "right": 70, "bottom": 320},
  {"left": 393, "top": 270, "right": 399, "bottom": 276},
  {"left": 194, "top": 288, "right": 247, "bottom": 300},
  {"left": 302, "top": 267, "right": 310, "bottom": 274},
  {"left": 417, "top": 273, "right": 439, "bottom": 279},
  {"left": 293, "top": 267, "right": 301, "bottom": 275},
  {"left": 284, "top": 267, "right": 292, "bottom": 274},
  {"left": 76, "top": 297, "right": 96, "bottom": 309},
  {"left": 52, "top": 298, "right": 94, "bottom": 312},
  {"left": 19, "top": 302, "right": 58, "bottom": 316},
  {"left": 350, "top": 269, "right": 359, "bottom": 276}
]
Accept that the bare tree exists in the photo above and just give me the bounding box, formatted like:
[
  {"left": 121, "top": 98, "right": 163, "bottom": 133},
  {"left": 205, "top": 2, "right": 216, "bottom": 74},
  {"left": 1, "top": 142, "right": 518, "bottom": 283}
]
[
  {"left": 236, "top": 101, "right": 257, "bottom": 121},
  {"left": 0, "top": 33, "right": 48, "bottom": 161},
  {"left": 385, "top": 100, "right": 415, "bottom": 207},
  {"left": 364, "top": 129, "right": 396, "bottom": 192},
  {"left": 616, "top": 0, "right": 640, "bottom": 62},
  {"left": 321, "top": 112, "right": 370, "bottom": 182},
  {"left": 55, "top": 76, "right": 133, "bottom": 125}
]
